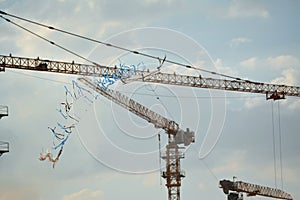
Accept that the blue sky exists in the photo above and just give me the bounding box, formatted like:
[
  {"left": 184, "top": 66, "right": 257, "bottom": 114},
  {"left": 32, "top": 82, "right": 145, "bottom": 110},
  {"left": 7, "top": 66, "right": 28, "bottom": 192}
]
[{"left": 0, "top": 1, "right": 299, "bottom": 200}]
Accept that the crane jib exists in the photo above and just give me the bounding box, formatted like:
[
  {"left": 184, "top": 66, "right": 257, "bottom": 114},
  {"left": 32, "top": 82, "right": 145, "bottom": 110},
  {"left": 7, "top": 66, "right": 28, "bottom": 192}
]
[{"left": 1, "top": 54, "right": 300, "bottom": 99}]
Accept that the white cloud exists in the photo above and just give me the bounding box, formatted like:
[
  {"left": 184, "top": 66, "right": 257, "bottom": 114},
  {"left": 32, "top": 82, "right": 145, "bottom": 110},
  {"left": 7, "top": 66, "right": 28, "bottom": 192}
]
[
  {"left": 244, "top": 96, "right": 265, "bottom": 109},
  {"left": 266, "top": 55, "right": 300, "bottom": 70},
  {"left": 239, "top": 55, "right": 300, "bottom": 71},
  {"left": 197, "top": 182, "right": 206, "bottom": 190},
  {"left": 227, "top": 0, "right": 270, "bottom": 18},
  {"left": 0, "top": 188, "right": 40, "bottom": 200},
  {"left": 214, "top": 58, "right": 238, "bottom": 76},
  {"left": 62, "top": 189, "right": 104, "bottom": 200},
  {"left": 229, "top": 37, "right": 252, "bottom": 47},
  {"left": 212, "top": 150, "right": 247, "bottom": 174},
  {"left": 142, "top": 172, "right": 159, "bottom": 187},
  {"left": 288, "top": 99, "right": 300, "bottom": 110},
  {"left": 271, "top": 69, "right": 299, "bottom": 86},
  {"left": 240, "top": 57, "right": 257, "bottom": 68}
]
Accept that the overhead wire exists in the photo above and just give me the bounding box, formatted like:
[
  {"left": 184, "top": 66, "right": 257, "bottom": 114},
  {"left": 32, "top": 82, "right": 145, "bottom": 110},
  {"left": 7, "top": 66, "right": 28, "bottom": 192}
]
[
  {"left": 158, "top": 132, "right": 163, "bottom": 186},
  {"left": 271, "top": 102, "right": 277, "bottom": 189},
  {"left": 8, "top": 70, "right": 71, "bottom": 84},
  {"left": 8, "top": 69, "right": 263, "bottom": 99},
  {"left": 270, "top": 101, "right": 285, "bottom": 190},
  {"left": 277, "top": 101, "right": 284, "bottom": 189},
  {"left": 190, "top": 144, "right": 219, "bottom": 181},
  {"left": 0, "top": 10, "right": 255, "bottom": 82},
  {"left": 144, "top": 85, "right": 176, "bottom": 120},
  {"left": 0, "top": 14, "right": 103, "bottom": 67}
]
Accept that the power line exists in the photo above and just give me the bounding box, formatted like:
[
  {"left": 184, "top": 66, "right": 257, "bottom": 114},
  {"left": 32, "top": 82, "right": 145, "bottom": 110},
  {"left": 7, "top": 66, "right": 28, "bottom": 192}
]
[{"left": 0, "top": 10, "right": 255, "bottom": 82}]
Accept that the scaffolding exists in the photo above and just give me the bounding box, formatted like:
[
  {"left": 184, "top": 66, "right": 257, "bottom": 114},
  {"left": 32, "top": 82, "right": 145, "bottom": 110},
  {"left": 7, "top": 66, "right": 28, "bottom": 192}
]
[
  {"left": 0, "top": 105, "right": 8, "bottom": 119},
  {"left": 0, "top": 141, "right": 9, "bottom": 157}
]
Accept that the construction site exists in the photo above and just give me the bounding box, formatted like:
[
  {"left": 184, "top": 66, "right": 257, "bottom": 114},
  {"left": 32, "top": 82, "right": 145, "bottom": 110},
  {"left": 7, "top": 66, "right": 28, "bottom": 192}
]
[{"left": 0, "top": 1, "right": 299, "bottom": 200}]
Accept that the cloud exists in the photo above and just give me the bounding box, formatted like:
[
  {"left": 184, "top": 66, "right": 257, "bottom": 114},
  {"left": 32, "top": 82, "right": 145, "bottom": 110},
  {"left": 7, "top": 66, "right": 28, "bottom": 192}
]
[
  {"left": 227, "top": 0, "right": 270, "bottom": 18},
  {"left": 271, "top": 69, "right": 300, "bottom": 86},
  {"left": 266, "top": 55, "right": 300, "bottom": 70},
  {"left": 240, "top": 57, "right": 257, "bottom": 68},
  {"left": 288, "top": 99, "right": 300, "bottom": 110},
  {"left": 62, "top": 189, "right": 104, "bottom": 200},
  {"left": 229, "top": 37, "right": 252, "bottom": 47},
  {"left": 244, "top": 96, "right": 265, "bottom": 109},
  {"left": 212, "top": 150, "right": 247, "bottom": 175},
  {"left": 0, "top": 188, "right": 40, "bottom": 200},
  {"left": 214, "top": 58, "right": 238, "bottom": 76},
  {"left": 239, "top": 55, "right": 300, "bottom": 71},
  {"left": 142, "top": 172, "right": 159, "bottom": 187}
]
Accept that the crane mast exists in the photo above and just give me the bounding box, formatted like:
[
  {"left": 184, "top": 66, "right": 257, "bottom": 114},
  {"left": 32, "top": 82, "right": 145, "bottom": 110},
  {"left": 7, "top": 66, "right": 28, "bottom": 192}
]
[
  {"left": 79, "top": 77, "right": 195, "bottom": 200},
  {"left": 1, "top": 54, "right": 299, "bottom": 100},
  {"left": 219, "top": 179, "right": 293, "bottom": 200}
]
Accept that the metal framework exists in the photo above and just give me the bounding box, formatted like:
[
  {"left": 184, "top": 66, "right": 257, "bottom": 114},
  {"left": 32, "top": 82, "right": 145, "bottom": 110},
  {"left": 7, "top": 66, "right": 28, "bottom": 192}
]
[
  {"left": 1, "top": 54, "right": 299, "bottom": 199},
  {"left": 161, "top": 140, "right": 185, "bottom": 200},
  {"left": 79, "top": 77, "right": 195, "bottom": 200},
  {"left": 138, "top": 72, "right": 300, "bottom": 100},
  {"left": 78, "top": 77, "right": 179, "bottom": 133},
  {"left": 0, "top": 105, "right": 8, "bottom": 119},
  {"left": 0, "top": 105, "right": 9, "bottom": 157},
  {"left": 0, "top": 141, "right": 9, "bottom": 157},
  {"left": 220, "top": 179, "right": 293, "bottom": 200},
  {"left": 1, "top": 54, "right": 300, "bottom": 100}
]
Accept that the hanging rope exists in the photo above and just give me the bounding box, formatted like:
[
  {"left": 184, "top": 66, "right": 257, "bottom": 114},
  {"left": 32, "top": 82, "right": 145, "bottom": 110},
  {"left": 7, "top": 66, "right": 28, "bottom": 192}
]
[
  {"left": 277, "top": 101, "right": 284, "bottom": 189},
  {"left": 271, "top": 102, "right": 277, "bottom": 188},
  {"left": 158, "top": 132, "right": 163, "bottom": 186}
]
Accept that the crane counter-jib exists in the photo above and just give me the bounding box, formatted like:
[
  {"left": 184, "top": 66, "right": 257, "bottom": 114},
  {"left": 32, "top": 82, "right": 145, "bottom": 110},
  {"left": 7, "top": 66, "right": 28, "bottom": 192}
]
[{"left": 1, "top": 54, "right": 300, "bottom": 99}]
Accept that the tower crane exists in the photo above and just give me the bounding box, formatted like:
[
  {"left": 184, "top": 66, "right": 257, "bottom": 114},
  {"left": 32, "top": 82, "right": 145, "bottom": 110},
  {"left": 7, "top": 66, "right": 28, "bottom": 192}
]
[
  {"left": 0, "top": 10, "right": 299, "bottom": 200},
  {"left": 219, "top": 178, "right": 293, "bottom": 200},
  {"left": 79, "top": 77, "right": 195, "bottom": 200},
  {"left": 0, "top": 54, "right": 299, "bottom": 200}
]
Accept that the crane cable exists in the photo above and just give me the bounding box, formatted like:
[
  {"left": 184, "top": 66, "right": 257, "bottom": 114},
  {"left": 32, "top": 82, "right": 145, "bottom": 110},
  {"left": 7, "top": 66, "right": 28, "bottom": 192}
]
[
  {"left": 271, "top": 102, "right": 277, "bottom": 188},
  {"left": 0, "top": 14, "right": 104, "bottom": 68},
  {"left": 278, "top": 101, "right": 284, "bottom": 189},
  {"left": 0, "top": 10, "right": 254, "bottom": 82},
  {"left": 158, "top": 132, "right": 163, "bottom": 186},
  {"left": 271, "top": 101, "right": 284, "bottom": 190}
]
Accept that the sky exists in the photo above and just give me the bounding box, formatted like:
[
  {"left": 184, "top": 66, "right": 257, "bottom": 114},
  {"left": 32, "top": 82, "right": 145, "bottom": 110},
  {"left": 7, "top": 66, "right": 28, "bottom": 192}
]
[{"left": 0, "top": 0, "right": 300, "bottom": 200}]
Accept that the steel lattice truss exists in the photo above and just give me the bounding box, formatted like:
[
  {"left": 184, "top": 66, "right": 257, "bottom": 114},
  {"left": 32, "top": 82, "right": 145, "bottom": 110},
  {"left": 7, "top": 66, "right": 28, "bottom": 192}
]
[
  {"left": 78, "top": 77, "right": 179, "bottom": 133},
  {"left": 237, "top": 181, "right": 293, "bottom": 200},
  {"left": 220, "top": 179, "right": 293, "bottom": 200},
  {"left": 139, "top": 72, "right": 300, "bottom": 98},
  {"left": 161, "top": 142, "right": 185, "bottom": 200},
  {"left": 1, "top": 54, "right": 299, "bottom": 200},
  {"left": 1, "top": 54, "right": 300, "bottom": 99}
]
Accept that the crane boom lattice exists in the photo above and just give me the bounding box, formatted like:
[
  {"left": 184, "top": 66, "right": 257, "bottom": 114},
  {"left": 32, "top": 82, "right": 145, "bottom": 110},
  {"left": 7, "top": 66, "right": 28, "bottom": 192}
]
[
  {"left": 220, "top": 179, "right": 293, "bottom": 200},
  {"left": 79, "top": 77, "right": 195, "bottom": 200},
  {"left": 1, "top": 54, "right": 299, "bottom": 200},
  {"left": 78, "top": 77, "right": 179, "bottom": 133},
  {"left": 1, "top": 54, "right": 300, "bottom": 100}
]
